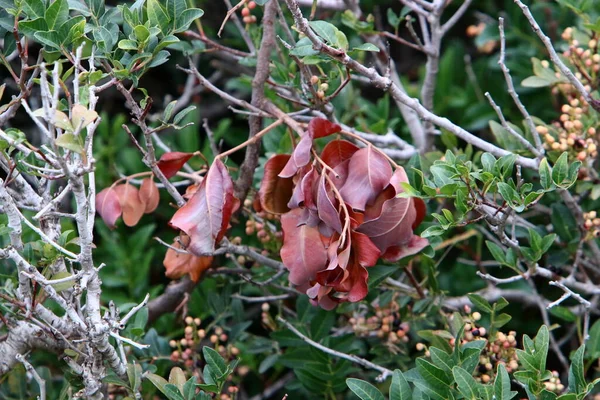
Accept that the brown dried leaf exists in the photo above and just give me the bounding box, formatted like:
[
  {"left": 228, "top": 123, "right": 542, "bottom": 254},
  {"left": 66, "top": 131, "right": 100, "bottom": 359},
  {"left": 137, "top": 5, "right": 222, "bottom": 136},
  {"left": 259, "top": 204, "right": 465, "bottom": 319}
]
[
  {"left": 139, "top": 178, "right": 160, "bottom": 213},
  {"left": 114, "top": 184, "right": 145, "bottom": 227}
]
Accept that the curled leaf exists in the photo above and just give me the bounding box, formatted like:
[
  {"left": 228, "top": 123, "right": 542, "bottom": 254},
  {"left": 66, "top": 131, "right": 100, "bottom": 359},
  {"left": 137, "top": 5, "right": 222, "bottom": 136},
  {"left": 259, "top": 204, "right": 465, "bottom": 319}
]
[
  {"left": 307, "top": 117, "right": 341, "bottom": 139},
  {"left": 280, "top": 208, "right": 328, "bottom": 286},
  {"left": 259, "top": 154, "right": 294, "bottom": 214},
  {"left": 339, "top": 146, "right": 392, "bottom": 211},
  {"left": 316, "top": 173, "right": 342, "bottom": 234},
  {"left": 358, "top": 168, "right": 427, "bottom": 260},
  {"left": 96, "top": 186, "right": 122, "bottom": 229},
  {"left": 114, "top": 184, "right": 145, "bottom": 227},
  {"left": 169, "top": 159, "right": 238, "bottom": 256},
  {"left": 139, "top": 178, "right": 160, "bottom": 213},
  {"left": 279, "top": 118, "right": 342, "bottom": 178},
  {"left": 163, "top": 235, "right": 213, "bottom": 282},
  {"left": 157, "top": 152, "right": 193, "bottom": 179},
  {"left": 279, "top": 135, "right": 313, "bottom": 178}
]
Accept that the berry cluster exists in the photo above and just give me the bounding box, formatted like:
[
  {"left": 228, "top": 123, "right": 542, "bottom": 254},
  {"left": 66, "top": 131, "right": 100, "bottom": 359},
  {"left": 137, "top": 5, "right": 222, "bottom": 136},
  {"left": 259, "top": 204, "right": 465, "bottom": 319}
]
[
  {"left": 244, "top": 198, "right": 282, "bottom": 247},
  {"left": 348, "top": 300, "right": 411, "bottom": 352},
  {"left": 169, "top": 316, "right": 243, "bottom": 399},
  {"left": 544, "top": 371, "right": 565, "bottom": 394},
  {"left": 310, "top": 75, "right": 329, "bottom": 100},
  {"left": 537, "top": 27, "right": 600, "bottom": 167},
  {"left": 561, "top": 28, "right": 600, "bottom": 78},
  {"left": 240, "top": 1, "right": 257, "bottom": 25},
  {"left": 538, "top": 103, "right": 598, "bottom": 163},
  {"left": 416, "top": 308, "right": 519, "bottom": 383},
  {"left": 583, "top": 211, "right": 600, "bottom": 238}
]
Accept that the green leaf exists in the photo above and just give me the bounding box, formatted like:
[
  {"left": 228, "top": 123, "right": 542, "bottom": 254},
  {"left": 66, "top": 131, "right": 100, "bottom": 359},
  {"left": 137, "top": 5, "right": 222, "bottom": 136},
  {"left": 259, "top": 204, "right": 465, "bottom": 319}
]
[
  {"left": 586, "top": 320, "right": 600, "bottom": 359},
  {"left": 22, "top": 0, "right": 45, "bottom": 19},
  {"left": 568, "top": 345, "right": 586, "bottom": 394},
  {"left": 34, "top": 30, "right": 62, "bottom": 49},
  {"left": 552, "top": 152, "right": 569, "bottom": 185},
  {"left": 416, "top": 359, "right": 451, "bottom": 390},
  {"left": 452, "top": 366, "right": 479, "bottom": 400},
  {"left": 18, "top": 18, "right": 49, "bottom": 38},
  {"left": 134, "top": 25, "right": 150, "bottom": 42},
  {"left": 163, "top": 383, "right": 184, "bottom": 400},
  {"left": 548, "top": 306, "right": 577, "bottom": 322},
  {"left": 492, "top": 313, "right": 511, "bottom": 329},
  {"left": 521, "top": 76, "right": 553, "bottom": 87},
  {"left": 390, "top": 370, "right": 412, "bottom": 400},
  {"left": 309, "top": 21, "right": 339, "bottom": 46},
  {"left": 494, "top": 364, "right": 517, "bottom": 400},
  {"left": 45, "top": 0, "right": 68, "bottom": 30},
  {"left": 551, "top": 203, "right": 578, "bottom": 243},
  {"left": 289, "top": 37, "right": 319, "bottom": 57},
  {"left": 481, "top": 153, "right": 496, "bottom": 173},
  {"left": 175, "top": 8, "right": 204, "bottom": 33},
  {"left": 485, "top": 241, "right": 506, "bottom": 264},
  {"left": 202, "top": 347, "right": 227, "bottom": 378},
  {"left": 346, "top": 378, "right": 385, "bottom": 400},
  {"left": 539, "top": 158, "right": 554, "bottom": 191},
  {"left": 147, "top": 0, "right": 171, "bottom": 34},
  {"left": 118, "top": 39, "right": 138, "bottom": 50},
  {"left": 497, "top": 182, "right": 520, "bottom": 208},
  {"left": 55, "top": 132, "right": 83, "bottom": 153},
  {"left": 173, "top": 106, "right": 196, "bottom": 126},
  {"left": 429, "top": 347, "right": 454, "bottom": 374},
  {"left": 48, "top": 271, "right": 75, "bottom": 292},
  {"left": 146, "top": 373, "right": 170, "bottom": 397},
  {"left": 534, "top": 325, "right": 549, "bottom": 372},
  {"left": 467, "top": 293, "right": 493, "bottom": 313},
  {"left": 127, "top": 363, "right": 142, "bottom": 393},
  {"left": 353, "top": 43, "right": 379, "bottom": 52},
  {"left": 182, "top": 376, "right": 196, "bottom": 400}
]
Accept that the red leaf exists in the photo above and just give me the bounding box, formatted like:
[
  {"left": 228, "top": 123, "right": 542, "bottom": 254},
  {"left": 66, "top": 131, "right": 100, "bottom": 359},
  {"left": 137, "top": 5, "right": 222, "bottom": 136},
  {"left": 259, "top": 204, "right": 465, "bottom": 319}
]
[
  {"left": 96, "top": 187, "right": 122, "bottom": 229},
  {"left": 317, "top": 173, "right": 342, "bottom": 234},
  {"left": 169, "top": 159, "right": 236, "bottom": 256},
  {"left": 139, "top": 178, "right": 160, "bottom": 213},
  {"left": 258, "top": 154, "right": 294, "bottom": 214},
  {"left": 306, "top": 284, "right": 338, "bottom": 310},
  {"left": 412, "top": 197, "right": 426, "bottom": 230},
  {"left": 380, "top": 235, "right": 428, "bottom": 262},
  {"left": 278, "top": 118, "right": 341, "bottom": 178},
  {"left": 114, "top": 184, "right": 145, "bottom": 227},
  {"left": 287, "top": 166, "right": 317, "bottom": 210},
  {"left": 308, "top": 117, "right": 342, "bottom": 139},
  {"left": 358, "top": 168, "right": 427, "bottom": 258},
  {"left": 279, "top": 135, "right": 312, "bottom": 178},
  {"left": 316, "top": 238, "right": 350, "bottom": 286},
  {"left": 339, "top": 146, "right": 392, "bottom": 211},
  {"left": 320, "top": 140, "right": 359, "bottom": 168},
  {"left": 280, "top": 208, "right": 328, "bottom": 286},
  {"left": 341, "top": 262, "right": 369, "bottom": 302},
  {"left": 157, "top": 152, "right": 193, "bottom": 179},
  {"left": 163, "top": 235, "right": 213, "bottom": 282},
  {"left": 351, "top": 230, "right": 379, "bottom": 267}
]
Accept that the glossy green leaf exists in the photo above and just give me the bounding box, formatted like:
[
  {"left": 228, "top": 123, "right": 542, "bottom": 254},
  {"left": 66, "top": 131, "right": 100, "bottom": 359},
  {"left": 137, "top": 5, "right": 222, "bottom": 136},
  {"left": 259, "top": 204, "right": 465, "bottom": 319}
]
[{"left": 346, "top": 378, "right": 385, "bottom": 400}]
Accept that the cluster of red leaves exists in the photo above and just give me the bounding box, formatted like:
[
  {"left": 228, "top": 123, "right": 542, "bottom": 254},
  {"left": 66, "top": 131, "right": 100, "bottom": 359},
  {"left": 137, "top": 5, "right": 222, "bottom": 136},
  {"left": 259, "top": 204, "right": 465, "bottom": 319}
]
[
  {"left": 165, "top": 158, "right": 239, "bottom": 281},
  {"left": 259, "top": 118, "right": 427, "bottom": 309},
  {"left": 96, "top": 178, "right": 160, "bottom": 229},
  {"left": 96, "top": 151, "right": 195, "bottom": 229},
  {"left": 97, "top": 151, "right": 238, "bottom": 282}
]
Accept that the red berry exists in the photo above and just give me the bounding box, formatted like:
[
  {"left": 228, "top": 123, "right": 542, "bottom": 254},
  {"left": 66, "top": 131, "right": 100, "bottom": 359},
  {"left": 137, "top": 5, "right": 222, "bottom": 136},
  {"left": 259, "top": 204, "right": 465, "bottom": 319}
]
[
  {"left": 241, "top": 7, "right": 250, "bottom": 17},
  {"left": 248, "top": 1, "right": 257, "bottom": 9}
]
